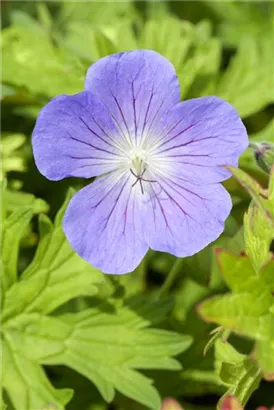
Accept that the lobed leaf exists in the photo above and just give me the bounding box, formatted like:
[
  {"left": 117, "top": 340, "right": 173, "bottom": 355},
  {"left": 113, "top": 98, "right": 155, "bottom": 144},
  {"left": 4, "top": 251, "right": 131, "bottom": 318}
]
[
  {"left": 1, "top": 207, "right": 33, "bottom": 293},
  {"left": 199, "top": 250, "right": 274, "bottom": 390},
  {"left": 215, "top": 36, "right": 274, "bottom": 118},
  {"left": 1, "top": 25, "right": 85, "bottom": 98},
  {"left": 3, "top": 305, "right": 191, "bottom": 410},
  {"left": 244, "top": 202, "right": 273, "bottom": 272},
  {"left": 2, "top": 335, "right": 73, "bottom": 410},
  {"left": 1, "top": 187, "right": 192, "bottom": 409},
  {"left": 0, "top": 133, "right": 27, "bottom": 177},
  {"left": 254, "top": 341, "right": 274, "bottom": 381},
  {"left": 5, "top": 189, "right": 49, "bottom": 214},
  {"left": 2, "top": 190, "right": 103, "bottom": 319},
  {"left": 215, "top": 339, "right": 261, "bottom": 407}
]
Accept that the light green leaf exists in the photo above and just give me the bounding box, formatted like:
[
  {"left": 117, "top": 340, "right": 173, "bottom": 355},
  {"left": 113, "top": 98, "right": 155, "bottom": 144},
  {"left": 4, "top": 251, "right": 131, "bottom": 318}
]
[
  {"left": 198, "top": 251, "right": 274, "bottom": 342},
  {"left": 0, "top": 388, "right": 7, "bottom": 410},
  {"left": 62, "top": 22, "right": 116, "bottom": 62},
  {"left": 2, "top": 334, "right": 73, "bottom": 410},
  {"left": 2, "top": 25, "right": 85, "bottom": 98},
  {"left": 215, "top": 339, "right": 261, "bottom": 406},
  {"left": 199, "top": 250, "right": 274, "bottom": 388},
  {"left": 214, "top": 251, "right": 273, "bottom": 297},
  {"left": 1, "top": 187, "right": 191, "bottom": 409},
  {"left": 11, "top": 9, "right": 45, "bottom": 33},
  {"left": 36, "top": 3, "right": 53, "bottom": 30},
  {"left": 0, "top": 133, "right": 27, "bottom": 177},
  {"left": 57, "top": 1, "right": 135, "bottom": 27},
  {"left": 1, "top": 84, "right": 17, "bottom": 99},
  {"left": 139, "top": 19, "right": 221, "bottom": 99},
  {"left": 215, "top": 36, "right": 274, "bottom": 118},
  {"left": 254, "top": 340, "right": 274, "bottom": 381},
  {"left": 268, "top": 165, "right": 274, "bottom": 204},
  {"left": 139, "top": 18, "right": 193, "bottom": 74},
  {"left": 0, "top": 397, "right": 7, "bottom": 410},
  {"left": 5, "top": 189, "right": 49, "bottom": 214},
  {"left": 226, "top": 165, "right": 274, "bottom": 224},
  {"left": 1, "top": 207, "right": 33, "bottom": 293},
  {"left": 3, "top": 304, "right": 191, "bottom": 410},
  {"left": 244, "top": 202, "right": 273, "bottom": 272},
  {"left": 0, "top": 134, "right": 26, "bottom": 155},
  {"left": 2, "top": 190, "right": 103, "bottom": 319},
  {"left": 204, "top": 1, "right": 273, "bottom": 47}
]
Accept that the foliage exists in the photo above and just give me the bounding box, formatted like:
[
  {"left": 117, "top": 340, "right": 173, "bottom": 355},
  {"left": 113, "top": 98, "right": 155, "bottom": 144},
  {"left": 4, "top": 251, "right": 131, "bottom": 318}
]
[
  {"left": 1, "top": 1, "right": 274, "bottom": 409},
  {"left": 1, "top": 188, "right": 191, "bottom": 410}
]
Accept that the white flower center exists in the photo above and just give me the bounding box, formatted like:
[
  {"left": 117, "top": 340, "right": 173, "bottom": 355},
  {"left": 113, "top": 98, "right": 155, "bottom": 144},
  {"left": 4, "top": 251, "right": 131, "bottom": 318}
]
[{"left": 128, "top": 147, "right": 148, "bottom": 175}]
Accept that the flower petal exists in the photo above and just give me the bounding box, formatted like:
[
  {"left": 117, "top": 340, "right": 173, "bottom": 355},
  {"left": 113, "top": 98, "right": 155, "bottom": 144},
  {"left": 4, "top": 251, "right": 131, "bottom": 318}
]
[
  {"left": 63, "top": 172, "right": 148, "bottom": 274},
  {"left": 143, "top": 176, "right": 232, "bottom": 256},
  {"left": 85, "top": 50, "right": 180, "bottom": 146},
  {"left": 32, "top": 91, "right": 126, "bottom": 181},
  {"left": 149, "top": 96, "right": 248, "bottom": 183}
]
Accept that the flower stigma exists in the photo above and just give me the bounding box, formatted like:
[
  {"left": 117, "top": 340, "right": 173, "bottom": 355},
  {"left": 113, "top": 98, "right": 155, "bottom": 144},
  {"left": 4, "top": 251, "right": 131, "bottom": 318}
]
[{"left": 128, "top": 150, "right": 156, "bottom": 194}]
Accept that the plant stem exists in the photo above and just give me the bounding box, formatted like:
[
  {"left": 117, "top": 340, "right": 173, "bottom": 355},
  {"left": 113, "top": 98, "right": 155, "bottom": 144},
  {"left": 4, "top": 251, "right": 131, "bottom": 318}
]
[
  {"left": 158, "top": 258, "right": 184, "bottom": 298},
  {"left": 248, "top": 141, "right": 259, "bottom": 150}
]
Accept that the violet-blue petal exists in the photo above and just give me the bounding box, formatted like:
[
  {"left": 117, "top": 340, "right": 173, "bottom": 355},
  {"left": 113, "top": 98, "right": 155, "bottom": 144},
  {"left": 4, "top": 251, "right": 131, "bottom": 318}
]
[
  {"left": 32, "top": 91, "right": 125, "bottom": 181},
  {"left": 63, "top": 172, "right": 148, "bottom": 274},
  {"left": 143, "top": 177, "right": 232, "bottom": 256},
  {"left": 84, "top": 50, "right": 180, "bottom": 146},
  {"left": 149, "top": 96, "right": 248, "bottom": 184}
]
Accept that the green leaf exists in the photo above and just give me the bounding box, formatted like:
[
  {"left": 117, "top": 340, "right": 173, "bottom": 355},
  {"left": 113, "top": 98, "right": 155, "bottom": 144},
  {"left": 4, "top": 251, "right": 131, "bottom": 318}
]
[
  {"left": 0, "top": 391, "right": 7, "bottom": 410},
  {"left": 199, "top": 250, "right": 274, "bottom": 390},
  {"left": 244, "top": 202, "right": 273, "bottom": 272},
  {"left": 268, "top": 165, "right": 274, "bottom": 204},
  {"left": 198, "top": 252, "right": 274, "bottom": 342},
  {"left": 1, "top": 25, "right": 85, "bottom": 98},
  {"left": 57, "top": 1, "right": 135, "bottom": 27},
  {"left": 204, "top": 1, "right": 273, "bottom": 48},
  {"left": 0, "top": 133, "right": 27, "bottom": 177},
  {"left": 1, "top": 188, "right": 191, "bottom": 409},
  {"left": 2, "top": 190, "right": 103, "bottom": 319},
  {"left": 1, "top": 207, "right": 33, "bottom": 293},
  {"left": 203, "top": 295, "right": 273, "bottom": 342},
  {"left": 139, "top": 19, "right": 221, "bottom": 100},
  {"left": 215, "top": 36, "right": 274, "bottom": 118},
  {"left": 254, "top": 340, "right": 274, "bottom": 381},
  {"left": 36, "top": 3, "right": 53, "bottom": 30},
  {"left": 62, "top": 22, "right": 116, "bottom": 62},
  {"left": 226, "top": 165, "right": 274, "bottom": 224},
  {"left": 1, "top": 401, "right": 6, "bottom": 410},
  {"left": 215, "top": 339, "right": 261, "bottom": 406},
  {"left": 5, "top": 189, "right": 49, "bottom": 214},
  {"left": 2, "top": 334, "right": 73, "bottom": 410},
  {"left": 139, "top": 18, "right": 193, "bottom": 74},
  {"left": 3, "top": 304, "right": 191, "bottom": 410}
]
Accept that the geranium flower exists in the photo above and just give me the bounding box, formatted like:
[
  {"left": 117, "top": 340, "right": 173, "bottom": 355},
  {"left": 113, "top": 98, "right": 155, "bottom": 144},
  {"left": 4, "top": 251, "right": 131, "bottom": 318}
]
[{"left": 32, "top": 50, "right": 248, "bottom": 274}]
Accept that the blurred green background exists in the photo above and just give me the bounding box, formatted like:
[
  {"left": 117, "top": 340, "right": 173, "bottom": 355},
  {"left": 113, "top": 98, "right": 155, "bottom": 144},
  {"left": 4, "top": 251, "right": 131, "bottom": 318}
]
[{"left": 1, "top": 1, "right": 274, "bottom": 410}]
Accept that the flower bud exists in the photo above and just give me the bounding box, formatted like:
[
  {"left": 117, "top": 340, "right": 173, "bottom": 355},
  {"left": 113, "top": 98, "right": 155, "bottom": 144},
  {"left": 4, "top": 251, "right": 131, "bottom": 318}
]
[
  {"left": 219, "top": 395, "right": 243, "bottom": 410},
  {"left": 249, "top": 141, "right": 274, "bottom": 173},
  {"left": 160, "top": 398, "right": 183, "bottom": 410}
]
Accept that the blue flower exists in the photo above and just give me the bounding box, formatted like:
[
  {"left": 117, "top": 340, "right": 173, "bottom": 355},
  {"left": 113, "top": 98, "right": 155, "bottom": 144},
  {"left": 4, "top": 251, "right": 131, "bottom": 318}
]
[{"left": 32, "top": 50, "right": 248, "bottom": 274}]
